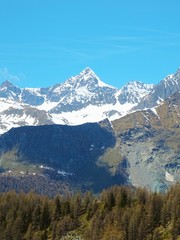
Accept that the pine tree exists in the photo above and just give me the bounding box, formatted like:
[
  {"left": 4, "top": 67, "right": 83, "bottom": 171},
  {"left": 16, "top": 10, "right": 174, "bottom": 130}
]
[
  {"left": 32, "top": 204, "right": 41, "bottom": 230},
  {"left": 24, "top": 223, "right": 33, "bottom": 240},
  {"left": 40, "top": 202, "right": 51, "bottom": 230},
  {"left": 52, "top": 196, "right": 61, "bottom": 221}
]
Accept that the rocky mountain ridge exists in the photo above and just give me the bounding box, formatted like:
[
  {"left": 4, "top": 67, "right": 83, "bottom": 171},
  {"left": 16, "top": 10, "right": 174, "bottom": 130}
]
[
  {"left": 1, "top": 67, "right": 180, "bottom": 135},
  {"left": 134, "top": 67, "right": 180, "bottom": 110},
  {"left": 0, "top": 67, "right": 155, "bottom": 134}
]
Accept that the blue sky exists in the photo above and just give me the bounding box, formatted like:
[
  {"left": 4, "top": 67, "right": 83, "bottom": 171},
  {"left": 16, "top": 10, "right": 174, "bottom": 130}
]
[{"left": 0, "top": 0, "right": 180, "bottom": 88}]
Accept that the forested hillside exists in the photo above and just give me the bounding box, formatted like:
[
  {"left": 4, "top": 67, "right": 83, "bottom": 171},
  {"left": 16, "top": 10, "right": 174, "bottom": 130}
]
[{"left": 0, "top": 184, "right": 179, "bottom": 240}]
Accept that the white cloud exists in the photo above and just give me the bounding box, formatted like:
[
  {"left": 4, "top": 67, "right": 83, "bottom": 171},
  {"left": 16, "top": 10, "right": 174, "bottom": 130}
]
[{"left": 0, "top": 68, "right": 22, "bottom": 84}]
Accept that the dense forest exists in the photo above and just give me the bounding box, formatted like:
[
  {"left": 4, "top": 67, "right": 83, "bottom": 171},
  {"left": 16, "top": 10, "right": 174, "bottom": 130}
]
[{"left": 0, "top": 184, "right": 179, "bottom": 240}]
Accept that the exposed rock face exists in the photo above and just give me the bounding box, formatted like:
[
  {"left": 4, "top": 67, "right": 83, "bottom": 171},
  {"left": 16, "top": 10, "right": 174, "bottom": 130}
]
[
  {"left": 116, "top": 127, "right": 179, "bottom": 192},
  {"left": 110, "top": 92, "right": 180, "bottom": 191}
]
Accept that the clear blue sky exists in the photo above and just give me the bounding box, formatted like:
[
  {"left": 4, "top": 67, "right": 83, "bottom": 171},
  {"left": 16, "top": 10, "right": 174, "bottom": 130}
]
[{"left": 0, "top": 0, "right": 180, "bottom": 88}]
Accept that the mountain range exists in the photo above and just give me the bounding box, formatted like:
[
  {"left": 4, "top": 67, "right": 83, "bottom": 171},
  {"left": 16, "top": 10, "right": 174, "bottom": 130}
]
[
  {"left": 0, "top": 67, "right": 180, "bottom": 194},
  {"left": 1, "top": 67, "right": 180, "bottom": 135},
  {"left": 0, "top": 67, "right": 155, "bottom": 134}
]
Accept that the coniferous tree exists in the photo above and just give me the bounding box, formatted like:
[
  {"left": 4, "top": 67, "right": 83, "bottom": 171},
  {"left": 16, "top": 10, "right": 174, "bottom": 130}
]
[
  {"left": 40, "top": 202, "right": 51, "bottom": 230},
  {"left": 32, "top": 204, "right": 41, "bottom": 231},
  {"left": 24, "top": 223, "right": 33, "bottom": 240},
  {"left": 0, "top": 184, "right": 178, "bottom": 239},
  {"left": 52, "top": 195, "right": 61, "bottom": 221}
]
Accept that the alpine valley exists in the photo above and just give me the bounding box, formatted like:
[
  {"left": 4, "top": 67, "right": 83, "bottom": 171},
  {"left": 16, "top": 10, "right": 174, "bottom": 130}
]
[{"left": 0, "top": 67, "right": 179, "bottom": 195}]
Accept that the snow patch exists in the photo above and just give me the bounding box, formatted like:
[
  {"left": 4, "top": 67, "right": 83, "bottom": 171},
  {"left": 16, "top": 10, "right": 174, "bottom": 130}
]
[
  {"left": 165, "top": 171, "right": 174, "bottom": 182},
  {"left": 57, "top": 170, "right": 73, "bottom": 176},
  {"left": 151, "top": 107, "right": 159, "bottom": 117},
  {"left": 50, "top": 102, "right": 136, "bottom": 126}
]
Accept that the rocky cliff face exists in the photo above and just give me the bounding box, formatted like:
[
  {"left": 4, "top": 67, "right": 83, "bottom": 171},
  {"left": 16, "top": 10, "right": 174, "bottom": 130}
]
[{"left": 108, "top": 92, "right": 180, "bottom": 191}]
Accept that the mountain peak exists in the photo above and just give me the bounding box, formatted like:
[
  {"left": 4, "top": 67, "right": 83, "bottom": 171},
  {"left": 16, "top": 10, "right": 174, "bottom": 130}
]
[
  {"left": 66, "top": 67, "right": 115, "bottom": 89},
  {"left": 0, "top": 80, "right": 14, "bottom": 89},
  {"left": 175, "top": 66, "right": 180, "bottom": 74},
  {"left": 81, "top": 67, "right": 94, "bottom": 74},
  {"left": 79, "top": 67, "right": 97, "bottom": 79},
  {"left": 121, "top": 80, "right": 154, "bottom": 91},
  {"left": 0, "top": 80, "right": 21, "bottom": 101}
]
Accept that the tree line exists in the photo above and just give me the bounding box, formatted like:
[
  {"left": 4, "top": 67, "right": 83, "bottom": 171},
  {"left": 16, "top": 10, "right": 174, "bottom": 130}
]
[{"left": 0, "top": 183, "right": 179, "bottom": 239}]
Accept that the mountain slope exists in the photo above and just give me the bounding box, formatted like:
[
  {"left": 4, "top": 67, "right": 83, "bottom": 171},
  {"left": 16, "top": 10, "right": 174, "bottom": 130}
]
[
  {"left": 0, "top": 119, "right": 128, "bottom": 193},
  {"left": 0, "top": 98, "right": 53, "bottom": 134},
  {"left": 0, "top": 92, "right": 180, "bottom": 193},
  {"left": 108, "top": 91, "right": 180, "bottom": 191}
]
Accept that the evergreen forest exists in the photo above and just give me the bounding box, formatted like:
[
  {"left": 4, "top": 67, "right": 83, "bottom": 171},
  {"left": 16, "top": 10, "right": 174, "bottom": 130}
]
[{"left": 0, "top": 184, "right": 179, "bottom": 240}]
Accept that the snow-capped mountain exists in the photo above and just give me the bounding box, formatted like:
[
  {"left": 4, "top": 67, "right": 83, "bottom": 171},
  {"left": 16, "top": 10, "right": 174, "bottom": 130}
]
[
  {"left": 0, "top": 98, "right": 53, "bottom": 134},
  {"left": 0, "top": 66, "right": 180, "bottom": 134},
  {"left": 134, "top": 67, "right": 180, "bottom": 110},
  {"left": 0, "top": 67, "right": 154, "bottom": 134},
  {"left": 45, "top": 67, "right": 117, "bottom": 115},
  {"left": 117, "top": 81, "right": 154, "bottom": 104}
]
